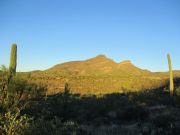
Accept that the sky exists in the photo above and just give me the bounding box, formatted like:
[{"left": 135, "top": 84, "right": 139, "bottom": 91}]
[{"left": 0, "top": 0, "right": 180, "bottom": 72}]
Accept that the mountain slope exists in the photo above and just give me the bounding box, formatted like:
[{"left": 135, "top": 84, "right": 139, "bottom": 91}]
[
  {"left": 26, "top": 55, "right": 179, "bottom": 95},
  {"left": 46, "top": 55, "right": 152, "bottom": 76}
]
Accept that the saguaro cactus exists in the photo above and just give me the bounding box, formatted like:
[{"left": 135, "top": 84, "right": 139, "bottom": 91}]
[
  {"left": 167, "top": 53, "right": 174, "bottom": 97},
  {"left": 9, "top": 44, "right": 17, "bottom": 76}
]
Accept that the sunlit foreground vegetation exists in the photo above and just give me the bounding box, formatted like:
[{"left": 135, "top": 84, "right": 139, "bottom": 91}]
[{"left": 1, "top": 44, "right": 180, "bottom": 135}]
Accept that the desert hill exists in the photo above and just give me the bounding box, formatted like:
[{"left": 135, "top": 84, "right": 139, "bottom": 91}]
[
  {"left": 25, "top": 55, "right": 180, "bottom": 95},
  {"left": 46, "top": 55, "right": 152, "bottom": 76}
]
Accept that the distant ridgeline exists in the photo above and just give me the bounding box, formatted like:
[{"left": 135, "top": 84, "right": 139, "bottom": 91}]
[{"left": 22, "top": 55, "right": 180, "bottom": 95}]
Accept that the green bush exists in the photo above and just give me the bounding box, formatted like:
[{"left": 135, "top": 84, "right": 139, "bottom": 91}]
[
  {"left": 0, "top": 66, "right": 31, "bottom": 135},
  {"left": 0, "top": 111, "right": 30, "bottom": 135}
]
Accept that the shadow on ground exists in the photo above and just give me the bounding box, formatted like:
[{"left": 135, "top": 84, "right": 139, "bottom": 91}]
[{"left": 22, "top": 85, "right": 180, "bottom": 135}]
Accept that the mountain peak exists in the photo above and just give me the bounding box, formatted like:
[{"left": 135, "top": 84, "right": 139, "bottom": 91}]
[
  {"left": 46, "top": 55, "right": 151, "bottom": 77},
  {"left": 95, "top": 54, "right": 107, "bottom": 59},
  {"left": 87, "top": 55, "right": 116, "bottom": 63}
]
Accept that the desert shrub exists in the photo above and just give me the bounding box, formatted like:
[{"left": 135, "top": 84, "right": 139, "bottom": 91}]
[
  {"left": 129, "top": 89, "right": 172, "bottom": 106},
  {"left": 0, "top": 66, "right": 23, "bottom": 112},
  {"left": 117, "top": 105, "right": 149, "bottom": 122},
  {"left": 151, "top": 114, "right": 177, "bottom": 135},
  {"left": 0, "top": 111, "right": 30, "bottom": 135},
  {"left": 0, "top": 66, "right": 31, "bottom": 135},
  {"left": 152, "top": 114, "right": 173, "bottom": 129},
  {"left": 176, "top": 87, "right": 180, "bottom": 96},
  {"left": 24, "top": 117, "right": 87, "bottom": 135}
]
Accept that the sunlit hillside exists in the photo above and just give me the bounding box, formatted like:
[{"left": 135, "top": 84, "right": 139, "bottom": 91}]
[{"left": 21, "top": 55, "right": 180, "bottom": 95}]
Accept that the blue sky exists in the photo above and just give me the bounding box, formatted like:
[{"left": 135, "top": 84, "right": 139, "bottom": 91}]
[{"left": 0, "top": 0, "right": 180, "bottom": 72}]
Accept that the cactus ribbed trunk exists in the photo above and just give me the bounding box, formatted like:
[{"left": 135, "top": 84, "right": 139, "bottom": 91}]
[
  {"left": 167, "top": 53, "right": 174, "bottom": 97},
  {"left": 9, "top": 44, "right": 17, "bottom": 76}
]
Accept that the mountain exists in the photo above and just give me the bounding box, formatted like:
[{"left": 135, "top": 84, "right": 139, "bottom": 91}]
[
  {"left": 46, "top": 55, "right": 151, "bottom": 76},
  {"left": 26, "top": 55, "right": 179, "bottom": 95}
]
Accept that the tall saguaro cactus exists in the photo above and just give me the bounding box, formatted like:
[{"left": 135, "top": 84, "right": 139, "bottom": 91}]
[
  {"left": 167, "top": 53, "right": 174, "bottom": 97},
  {"left": 9, "top": 44, "right": 17, "bottom": 76}
]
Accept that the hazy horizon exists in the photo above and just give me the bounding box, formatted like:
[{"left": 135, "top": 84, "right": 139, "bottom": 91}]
[{"left": 0, "top": 0, "right": 180, "bottom": 72}]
